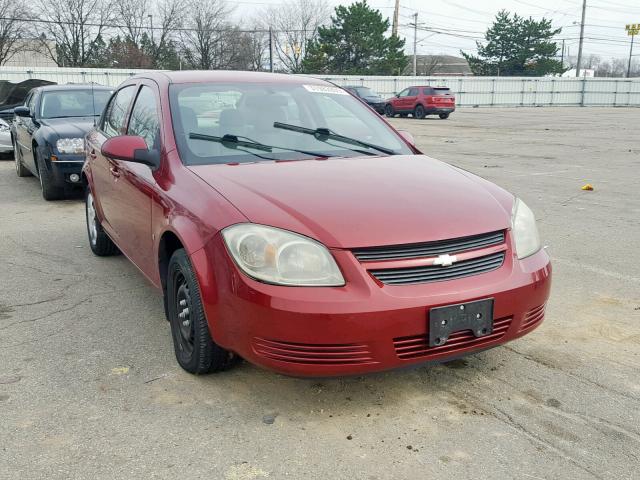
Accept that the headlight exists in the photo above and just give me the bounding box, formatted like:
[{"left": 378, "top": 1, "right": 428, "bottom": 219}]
[
  {"left": 511, "top": 198, "right": 541, "bottom": 259},
  {"left": 222, "top": 224, "right": 345, "bottom": 286},
  {"left": 56, "top": 138, "right": 84, "bottom": 154}
]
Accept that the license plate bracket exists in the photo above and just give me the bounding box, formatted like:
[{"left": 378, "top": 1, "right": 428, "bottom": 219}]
[{"left": 428, "top": 298, "right": 494, "bottom": 347}]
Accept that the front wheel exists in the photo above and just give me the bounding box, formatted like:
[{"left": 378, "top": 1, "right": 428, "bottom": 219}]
[
  {"left": 85, "top": 187, "right": 119, "bottom": 256},
  {"left": 36, "top": 152, "right": 64, "bottom": 200},
  {"left": 384, "top": 104, "right": 395, "bottom": 117},
  {"left": 167, "top": 249, "right": 237, "bottom": 374},
  {"left": 414, "top": 105, "right": 426, "bottom": 119},
  {"left": 439, "top": 113, "right": 450, "bottom": 119}
]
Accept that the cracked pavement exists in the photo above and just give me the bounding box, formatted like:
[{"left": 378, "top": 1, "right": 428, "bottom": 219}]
[{"left": 1, "top": 107, "right": 639, "bottom": 479}]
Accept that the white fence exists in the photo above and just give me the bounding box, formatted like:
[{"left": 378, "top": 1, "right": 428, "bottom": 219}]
[{"left": 1, "top": 67, "right": 639, "bottom": 107}]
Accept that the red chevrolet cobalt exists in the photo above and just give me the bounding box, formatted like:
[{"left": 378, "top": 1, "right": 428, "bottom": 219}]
[{"left": 83, "top": 71, "right": 551, "bottom": 377}]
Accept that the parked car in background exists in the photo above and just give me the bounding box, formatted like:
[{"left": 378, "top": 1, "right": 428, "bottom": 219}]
[
  {"left": 343, "top": 85, "right": 386, "bottom": 114},
  {"left": 13, "top": 84, "right": 113, "bottom": 200},
  {"left": 0, "top": 118, "right": 12, "bottom": 157},
  {"left": 385, "top": 86, "right": 455, "bottom": 119},
  {"left": 0, "top": 78, "right": 56, "bottom": 123},
  {"left": 83, "top": 71, "right": 550, "bottom": 378}
]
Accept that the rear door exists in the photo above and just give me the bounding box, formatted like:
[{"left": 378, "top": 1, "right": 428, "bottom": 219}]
[
  {"left": 88, "top": 84, "right": 136, "bottom": 242},
  {"left": 404, "top": 87, "right": 420, "bottom": 111}
]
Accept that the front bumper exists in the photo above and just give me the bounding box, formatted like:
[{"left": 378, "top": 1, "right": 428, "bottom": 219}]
[
  {"left": 426, "top": 106, "right": 455, "bottom": 114},
  {"left": 43, "top": 155, "right": 84, "bottom": 185},
  {"left": 195, "top": 234, "right": 551, "bottom": 377},
  {"left": 368, "top": 102, "right": 386, "bottom": 114}
]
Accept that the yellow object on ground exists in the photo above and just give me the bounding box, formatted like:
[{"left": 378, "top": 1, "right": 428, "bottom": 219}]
[{"left": 581, "top": 184, "right": 594, "bottom": 191}]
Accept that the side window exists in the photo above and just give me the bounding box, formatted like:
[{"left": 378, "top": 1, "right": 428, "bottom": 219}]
[
  {"left": 422, "top": 88, "right": 433, "bottom": 95},
  {"left": 127, "top": 86, "right": 160, "bottom": 150},
  {"left": 397, "top": 88, "right": 410, "bottom": 97},
  {"left": 103, "top": 86, "right": 135, "bottom": 138},
  {"left": 26, "top": 92, "right": 36, "bottom": 111},
  {"left": 408, "top": 88, "right": 419, "bottom": 97}
]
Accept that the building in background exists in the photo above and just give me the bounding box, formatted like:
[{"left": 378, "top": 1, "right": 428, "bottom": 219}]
[
  {"left": 403, "top": 55, "right": 473, "bottom": 76},
  {"left": 3, "top": 40, "right": 58, "bottom": 68}
]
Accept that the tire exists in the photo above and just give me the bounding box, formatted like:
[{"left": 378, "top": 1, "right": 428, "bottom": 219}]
[
  {"left": 14, "top": 138, "right": 30, "bottom": 177},
  {"left": 414, "top": 105, "right": 426, "bottom": 119},
  {"left": 35, "top": 151, "right": 64, "bottom": 200},
  {"left": 166, "top": 248, "right": 236, "bottom": 374},
  {"left": 85, "top": 187, "right": 119, "bottom": 256},
  {"left": 439, "top": 113, "right": 450, "bottom": 119},
  {"left": 384, "top": 104, "right": 395, "bottom": 118}
]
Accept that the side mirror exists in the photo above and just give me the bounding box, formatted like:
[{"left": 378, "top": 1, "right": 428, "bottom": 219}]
[
  {"left": 397, "top": 130, "right": 415, "bottom": 146},
  {"left": 101, "top": 135, "right": 160, "bottom": 169},
  {"left": 14, "top": 106, "right": 31, "bottom": 118}
]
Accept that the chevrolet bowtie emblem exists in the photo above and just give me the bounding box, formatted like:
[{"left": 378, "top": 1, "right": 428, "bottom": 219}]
[{"left": 433, "top": 254, "right": 457, "bottom": 267}]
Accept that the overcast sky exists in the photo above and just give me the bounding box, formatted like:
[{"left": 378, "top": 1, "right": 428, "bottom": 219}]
[{"left": 234, "top": 0, "right": 638, "bottom": 62}]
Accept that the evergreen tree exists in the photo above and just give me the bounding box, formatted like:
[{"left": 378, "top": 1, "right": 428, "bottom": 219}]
[
  {"left": 462, "top": 11, "right": 564, "bottom": 76},
  {"left": 302, "top": 1, "right": 407, "bottom": 75}
]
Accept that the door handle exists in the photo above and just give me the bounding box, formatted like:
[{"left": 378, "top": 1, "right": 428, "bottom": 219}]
[{"left": 109, "top": 165, "right": 120, "bottom": 178}]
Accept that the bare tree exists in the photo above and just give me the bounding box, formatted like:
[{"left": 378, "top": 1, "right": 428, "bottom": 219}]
[
  {"left": 241, "top": 29, "right": 270, "bottom": 71},
  {"left": 180, "top": 0, "right": 234, "bottom": 70},
  {"left": 113, "top": 0, "right": 150, "bottom": 46},
  {"left": 419, "top": 55, "right": 442, "bottom": 75},
  {"left": 0, "top": 0, "right": 25, "bottom": 65},
  {"left": 36, "top": 0, "right": 114, "bottom": 67},
  {"left": 261, "top": 0, "right": 329, "bottom": 73},
  {"left": 147, "top": 0, "right": 185, "bottom": 68}
]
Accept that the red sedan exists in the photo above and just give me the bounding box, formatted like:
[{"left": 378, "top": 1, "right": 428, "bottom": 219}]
[{"left": 83, "top": 71, "right": 551, "bottom": 377}]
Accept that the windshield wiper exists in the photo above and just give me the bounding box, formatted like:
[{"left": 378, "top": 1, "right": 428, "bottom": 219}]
[
  {"left": 273, "top": 122, "right": 396, "bottom": 156},
  {"left": 188, "top": 132, "right": 334, "bottom": 158}
]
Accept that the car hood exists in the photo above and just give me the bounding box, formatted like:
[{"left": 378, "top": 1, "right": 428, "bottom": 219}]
[
  {"left": 189, "top": 155, "right": 513, "bottom": 249},
  {"left": 40, "top": 117, "right": 96, "bottom": 138},
  {"left": 363, "top": 96, "right": 384, "bottom": 103}
]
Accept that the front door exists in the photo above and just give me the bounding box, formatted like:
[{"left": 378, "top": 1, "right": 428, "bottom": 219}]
[
  {"left": 91, "top": 85, "right": 137, "bottom": 243},
  {"left": 15, "top": 92, "right": 38, "bottom": 172},
  {"left": 105, "top": 83, "right": 161, "bottom": 276}
]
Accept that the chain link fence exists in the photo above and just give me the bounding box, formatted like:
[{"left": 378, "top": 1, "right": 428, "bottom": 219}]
[{"left": 1, "top": 67, "right": 639, "bottom": 107}]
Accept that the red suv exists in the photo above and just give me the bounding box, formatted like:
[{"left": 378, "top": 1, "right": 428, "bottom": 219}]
[{"left": 385, "top": 86, "right": 455, "bottom": 119}]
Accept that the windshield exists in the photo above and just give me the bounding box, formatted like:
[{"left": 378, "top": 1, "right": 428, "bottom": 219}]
[
  {"left": 40, "top": 89, "right": 112, "bottom": 119},
  {"left": 169, "top": 82, "right": 412, "bottom": 165},
  {"left": 355, "top": 87, "right": 378, "bottom": 97}
]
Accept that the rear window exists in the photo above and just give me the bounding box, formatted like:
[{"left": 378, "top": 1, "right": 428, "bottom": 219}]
[{"left": 433, "top": 88, "right": 451, "bottom": 96}]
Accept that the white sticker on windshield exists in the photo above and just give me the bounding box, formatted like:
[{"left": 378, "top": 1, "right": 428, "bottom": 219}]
[{"left": 303, "top": 84, "right": 349, "bottom": 95}]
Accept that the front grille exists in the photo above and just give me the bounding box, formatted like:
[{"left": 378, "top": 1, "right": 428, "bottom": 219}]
[
  {"left": 393, "top": 316, "right": 512, "bottom": 360},
  {"left": 252, "top": 338, "right": 377, "bottom": 365},
  {"left": 369, "top": 251, "right": 505, "bottom": 285},
  {"left": 520, "top": 304, "right": 545, "bottom": 331},
  {"left": 352, "top": 230, "right": 505, "bottom": 261}
]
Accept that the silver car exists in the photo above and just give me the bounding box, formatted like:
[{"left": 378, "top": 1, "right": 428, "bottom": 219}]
[{"left": 0, "top": 117, "right": 12, "bottom": 154}]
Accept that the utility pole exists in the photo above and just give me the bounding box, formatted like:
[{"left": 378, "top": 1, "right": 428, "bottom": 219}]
[
  {"left": 269, "top": 27, "right": 274, "bottom": 72},
  {"left": 392, "top": 0, "right": 400, "bottom": 37},
  {"left": 413, "top": 12, "right": 418, "bottom": 76},
  {"left": 575, "top": 0, "right": 587, "bottom": 77},
  {"left": 560, "top": 39, "right": 565, "bottom": 68},
  {"left": 626, "top": 24, "right": 639, "bottom": 78}
]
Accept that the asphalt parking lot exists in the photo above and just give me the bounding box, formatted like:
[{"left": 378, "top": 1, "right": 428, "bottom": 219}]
[{"left": 1, "top": 107, "right": 639, "bottom": 480}]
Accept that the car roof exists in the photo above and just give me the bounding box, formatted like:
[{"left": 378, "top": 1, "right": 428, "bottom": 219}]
[
  {"left": 35, "top": 84, "right": 113, "bottom": 92},
  {"left": 128, "top": 70, "right": 332, "bottom": 87},
  {"left": 405, "top": 85, "right": 450, "bottom": 89}
]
